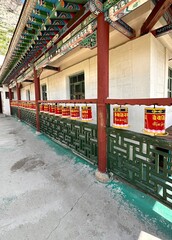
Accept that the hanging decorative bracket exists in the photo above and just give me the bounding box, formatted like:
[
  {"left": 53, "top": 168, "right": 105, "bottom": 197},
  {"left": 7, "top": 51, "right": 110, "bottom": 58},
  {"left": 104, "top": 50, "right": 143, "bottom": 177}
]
[{"left": 89, "top": 0, "right": 103, "bottom": 15}]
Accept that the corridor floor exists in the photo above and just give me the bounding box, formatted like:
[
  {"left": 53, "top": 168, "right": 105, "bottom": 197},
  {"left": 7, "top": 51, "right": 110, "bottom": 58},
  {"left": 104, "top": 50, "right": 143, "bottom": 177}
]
[{"left": 0, "top": 115, "right": 171, "bottom": 240}]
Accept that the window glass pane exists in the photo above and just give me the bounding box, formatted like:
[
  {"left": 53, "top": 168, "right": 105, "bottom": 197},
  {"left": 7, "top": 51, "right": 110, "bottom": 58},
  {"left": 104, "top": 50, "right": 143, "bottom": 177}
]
[
  {"left": 78, "top": 73, "right": 84, "bottom": 81},
  {"left": 5, "top": 92, "right": 9, "bottom": 99},
  {"left": 69, "top": 72, "right": 85, "bottom": 100},
  {"left": 42, "top": 85, "right": 47, "bottom": 100},
  {"left": 167, "top": 68, "right": 172, "bottom": 97}
]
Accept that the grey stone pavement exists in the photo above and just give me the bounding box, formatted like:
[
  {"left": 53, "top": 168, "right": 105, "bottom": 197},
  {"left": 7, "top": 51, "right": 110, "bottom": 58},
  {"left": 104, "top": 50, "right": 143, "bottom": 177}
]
[{"left": 0, "top": 115, "right": 171, "bottom": 240}]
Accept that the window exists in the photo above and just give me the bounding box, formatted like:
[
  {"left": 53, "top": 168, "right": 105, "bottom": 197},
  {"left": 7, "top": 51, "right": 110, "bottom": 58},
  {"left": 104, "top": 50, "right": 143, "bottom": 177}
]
[
  {"left": 69, "top": 72, "right": 85, "bottom": 99},
  {"left": 5, "top": 91, "right": 14, "bottom": 99},
  {"left": 41, "top": 84, "right": 47, "bottom": 100},
  {"left": 5, "top": 92, "right": 9, "bottom": 99},
  {"left": 26, "top": 89, "right": 30, "bottom": 101},
  {"left": 168, "top": 68, "right": 172, "bottom": 97}
]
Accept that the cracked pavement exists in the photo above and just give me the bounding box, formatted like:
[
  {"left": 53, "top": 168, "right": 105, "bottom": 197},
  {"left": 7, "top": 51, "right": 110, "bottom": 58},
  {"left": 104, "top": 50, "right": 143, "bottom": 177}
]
[{"left": 0, "top": 115, "right": 170, "bottom": 240}]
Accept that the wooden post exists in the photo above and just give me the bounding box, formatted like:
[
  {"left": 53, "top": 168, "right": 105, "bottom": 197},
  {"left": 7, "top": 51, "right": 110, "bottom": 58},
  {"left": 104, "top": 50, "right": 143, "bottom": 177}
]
[
  {"left": 16, "top": 82, "right": 21, "bottom": 119},
  {"left": 8, "top": 87, "right": 13, "bottom": 115},
  {"left": 96, "top": 13, "right": 109, "bottom": 182},
  {"left": 33, "top": 67, "right": 41, "bottom": 132}
]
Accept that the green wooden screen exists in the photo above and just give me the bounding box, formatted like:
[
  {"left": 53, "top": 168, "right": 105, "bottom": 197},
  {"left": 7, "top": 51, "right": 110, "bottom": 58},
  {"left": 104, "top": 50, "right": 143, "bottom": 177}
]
[{"left": 107, "top": 127, "right": 172, "bottom": 208}]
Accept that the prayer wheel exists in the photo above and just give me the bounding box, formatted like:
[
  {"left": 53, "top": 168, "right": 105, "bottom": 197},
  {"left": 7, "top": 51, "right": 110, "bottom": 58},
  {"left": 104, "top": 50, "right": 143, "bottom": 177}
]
[
  {"left": 43, "top": 104, "right": 49, "bottom": 113},
  {"left": 55, "top": 105, "right": 62, "bottom": 116},
  {"left": 113, "top": 107, "right": 128, "bottom": 128},
  {"left": 49, "top": 104, "right": 55, "bottom": 115},
  {"left": 31, "top": 103, "right": 36, "bottom": 110},
  {"left": 28, "top": 102, "right": 32, "bottom": 110},
  {"left": 70, "top": 106, "right": 80, "bottom": 119},
  {"left": 62, "top": 106, "right": 70, "bottom": 118},
  {"left": 144, "top": 107, "right": 166, "bottom": 135},
  {"left": 40, "top": 103, "right": 44, "bottom": 112},
  {"left": 81, "top": 106, "right": 92, "bottom": 121}
]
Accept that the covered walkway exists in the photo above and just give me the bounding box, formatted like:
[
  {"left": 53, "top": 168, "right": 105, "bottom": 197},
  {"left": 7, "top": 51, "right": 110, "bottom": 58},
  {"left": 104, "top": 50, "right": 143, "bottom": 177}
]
[{"left": 0, "top": 115, "right": 171, "bottom": 240}]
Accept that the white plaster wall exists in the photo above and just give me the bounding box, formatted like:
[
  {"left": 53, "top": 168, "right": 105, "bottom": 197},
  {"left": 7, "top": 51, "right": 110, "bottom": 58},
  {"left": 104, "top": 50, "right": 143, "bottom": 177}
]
[
  {"left": 0, "top": 85, "right": 11, "bottom": 115},
  {"left": 39, "top": 59, "right": 96, "bottom": 100},
  {"left": 21, "top": 84, "right": 35, "bottom": 100},
  {"left": 109, "top": 34, "right": 151, "bottom": 98},
  {"left": 150, "top": 34, "right": 167, "bottom": 98}
]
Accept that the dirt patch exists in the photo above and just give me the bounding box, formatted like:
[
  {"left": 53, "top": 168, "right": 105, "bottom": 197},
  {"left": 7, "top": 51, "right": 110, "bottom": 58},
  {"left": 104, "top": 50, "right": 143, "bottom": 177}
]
[
  {"left": 11, "top": 156, "right": 45, "bottom": 172},
  {"left": 16, "top": 138, "right": 26, "bottom": 146},
  {"left": 52, "top": 170, "right": 61, "bottom": 181},
  {"left": 8, "top": 130, "right": 17, "bottom": 135}
]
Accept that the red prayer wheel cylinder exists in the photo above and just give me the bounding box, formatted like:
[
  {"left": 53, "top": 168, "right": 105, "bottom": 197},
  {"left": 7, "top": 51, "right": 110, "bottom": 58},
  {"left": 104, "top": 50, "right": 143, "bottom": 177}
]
[
  {"left": 81, "top": 106, "right": 92, "bottom": 121},
  {"left": 40, "top": 103, "right": 44, "bottom": 112},
  {"left": 32, "top": 103, "right": 36, "bottom": 110},
  {"left": 44, "top": 104, "right": 49, "bottom": 113},
  {"left": 49, "top": 104, "right": 55, "bottom": 115},
  {"left": 55, "top": 105, "right": 62, "bottom": 116},
  {"left": 62, "top": 106, "right": 70, "bottom": 118},
  {"left": 29, "top": 103, "right": 31, "bottom": 109},
  {"left": 70, "top": 106, "right": 80, "bottom": 119},
  {"left": 113, "top": 107, "right": 128, "bottom": 128},
  {"left": 144, "top": 108, "right": 166, "bottom": 135}
]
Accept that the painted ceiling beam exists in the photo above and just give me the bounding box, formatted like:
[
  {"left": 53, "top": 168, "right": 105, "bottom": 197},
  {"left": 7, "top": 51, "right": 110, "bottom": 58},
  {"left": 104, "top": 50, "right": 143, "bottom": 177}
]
[
  {"left": 2, "top": 1, "right": 90, "bottom": 84},
  {"left": 115, "top": 19, "right": 136, "bottom": 39},
  {"left": 151, "top": 23, "right": 172, "bottom": 37},
  {"left": 141, "top": 0, "right": 172, "bottom": 35},
  {"left": 44, "top": 65, "right": 60, "bottom": 71},
  {"left": 23, "top": 79, "right": 33, "bottom": 82}
]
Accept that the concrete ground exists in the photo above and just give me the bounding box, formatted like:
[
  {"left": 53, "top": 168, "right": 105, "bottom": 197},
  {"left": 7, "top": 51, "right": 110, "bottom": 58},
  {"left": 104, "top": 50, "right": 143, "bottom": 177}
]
[{"left": 0, "top": 115, "right": 171, "bottom": 240}]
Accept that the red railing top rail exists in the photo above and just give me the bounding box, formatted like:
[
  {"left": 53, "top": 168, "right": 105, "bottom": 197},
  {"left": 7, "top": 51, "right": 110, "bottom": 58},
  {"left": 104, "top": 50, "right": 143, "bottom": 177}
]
[
  {"left": 105, "top": 98, "right": 172, "bottom": 106},
  {"left": 38, "top": 99, "right": 97, "bottom": 104},
  {"left": 11, "top": 98, "right": 172, "bottom": 106},
  {"left": 17, "top": 100, "right": 36, "bottom": 103}
]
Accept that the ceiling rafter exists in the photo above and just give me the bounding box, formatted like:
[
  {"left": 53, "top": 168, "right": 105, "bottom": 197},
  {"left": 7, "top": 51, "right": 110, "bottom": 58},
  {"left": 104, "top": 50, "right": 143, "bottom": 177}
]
[
  {"left": 151, "top": 23, "right": 172, "bottom": 37},
  {"left": 141, "top": 0, "right": 172, "bottom": 35}
]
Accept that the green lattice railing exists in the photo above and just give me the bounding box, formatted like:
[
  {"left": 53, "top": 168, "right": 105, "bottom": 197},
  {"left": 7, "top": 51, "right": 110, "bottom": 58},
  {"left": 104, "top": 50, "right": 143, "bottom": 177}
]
[
  {"left": 107, "top": 127, "right": 172, "bottom": 208},
  {"left": 11, "top": 106, "right": 18, "bottom": 117},
  {"left": 20, "top": 108, "right": 36, "bottom": 128},
  {"left": 40, "top": 113, "right": 98, "bottom": 164},
  {"left": 11, "top": 106, "right": 36, "bottom": 128}
]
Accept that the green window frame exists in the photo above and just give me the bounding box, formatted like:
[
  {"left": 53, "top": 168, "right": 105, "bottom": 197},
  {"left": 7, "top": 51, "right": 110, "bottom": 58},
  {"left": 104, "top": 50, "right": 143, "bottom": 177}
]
[
  {"left": 168, "top": 68, "right": 172, "bottom": 97},
  {"left": 41, "top": 84, "right": 47, "bottom": 100},
  {"left": 26, "top": 89, "right": 30, "bottom": 101},
  {"left": 69, "top": 72, "right": 85, "bottom": 100}
]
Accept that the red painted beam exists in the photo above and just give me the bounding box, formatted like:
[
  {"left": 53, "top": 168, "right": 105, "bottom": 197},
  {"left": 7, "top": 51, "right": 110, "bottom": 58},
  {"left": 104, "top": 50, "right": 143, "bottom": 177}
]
[
  {"left": 105, "top": 98, "right": 172, "bottom": 106},
  {"left": 110, "top": 20, "right": 136, "bottom": 39},
  {"left": 97, "top": 13, "right": 109, "bottom": 174},
  {"left": 38, "top": 99, "right": 97, "bottom": 104},
  {"left": 141, "top": 0, "right": 172, "bottom": 35}
]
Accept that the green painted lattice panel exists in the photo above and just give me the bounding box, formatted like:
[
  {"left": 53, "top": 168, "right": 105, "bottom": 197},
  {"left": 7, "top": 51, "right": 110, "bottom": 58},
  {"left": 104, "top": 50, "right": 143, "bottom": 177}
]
[
  {"left": 11, "top": 106, "right": 18, "bottom": 117},
  {"left": 20, "top": 108, "right": 36, "bottom": 128},
  {"left": 40, "top": 113, "right": 98, "bottom": 164},
  {"left": 107, "top": 128, "right": 172, "bottom": 208}
]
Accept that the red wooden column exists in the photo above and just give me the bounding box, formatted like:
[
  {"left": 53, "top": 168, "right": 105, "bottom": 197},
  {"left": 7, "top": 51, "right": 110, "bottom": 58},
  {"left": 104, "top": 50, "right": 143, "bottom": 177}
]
[
  {"left": 16, "top": 82, "right": 21, "bottom": 119},
  {"left": 8, "top": 87, "right": 13, "bottom": 115},
  {"left": 33, "top": 67, "right": 41, "bottom": 132},
  {"left": 96, "top": 13, "right": 109, "bottom": 181}
]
